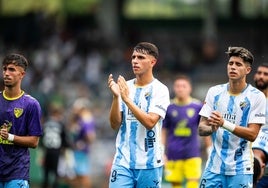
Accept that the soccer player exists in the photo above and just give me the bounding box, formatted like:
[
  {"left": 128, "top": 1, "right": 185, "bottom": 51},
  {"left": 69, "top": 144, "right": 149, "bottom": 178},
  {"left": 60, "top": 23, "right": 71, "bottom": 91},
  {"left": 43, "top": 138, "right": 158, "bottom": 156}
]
[
  {"left": 42, "top": 103, "right": 68, "bottom": 188},
  {"left": 198, "top": 47, "right": 266, "bottom": 187},
  {"left": 67, "top": 97, "right": 96, "bottom": 188},
  {"left": 0, "top": 53, "right": 43, "bottom": 188},
  {"left": 107, "top": 42, "right": 170, "bottom": 188},
  {"left": 252, "top": 63, "right": 268, "bottom": 187},
  {"left": 162, "top": 74, "right": 203, "bottom": 188}
]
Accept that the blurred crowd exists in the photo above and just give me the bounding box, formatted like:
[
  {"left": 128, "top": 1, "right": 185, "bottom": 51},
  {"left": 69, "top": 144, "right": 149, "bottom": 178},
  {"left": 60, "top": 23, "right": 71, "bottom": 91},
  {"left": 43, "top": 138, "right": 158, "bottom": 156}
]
[{"left": 1, "top": 13, "right": 268, "bottom": 187}]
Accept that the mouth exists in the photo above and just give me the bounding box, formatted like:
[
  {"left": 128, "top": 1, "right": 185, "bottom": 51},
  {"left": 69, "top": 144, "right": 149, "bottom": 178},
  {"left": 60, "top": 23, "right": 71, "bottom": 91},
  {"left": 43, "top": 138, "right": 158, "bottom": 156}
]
[
  {"left": 133, "top": 66, "right": 139, "bottom": 71},
  {"left": 229, "top": 72, "right": 236, "bottom": 76}
]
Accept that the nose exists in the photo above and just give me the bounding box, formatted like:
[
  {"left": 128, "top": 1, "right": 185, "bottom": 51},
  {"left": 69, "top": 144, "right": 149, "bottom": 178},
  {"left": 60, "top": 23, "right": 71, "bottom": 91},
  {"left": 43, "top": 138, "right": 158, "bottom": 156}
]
[{"left": 132, "top": 58, "right": 138, "bottom": 64}]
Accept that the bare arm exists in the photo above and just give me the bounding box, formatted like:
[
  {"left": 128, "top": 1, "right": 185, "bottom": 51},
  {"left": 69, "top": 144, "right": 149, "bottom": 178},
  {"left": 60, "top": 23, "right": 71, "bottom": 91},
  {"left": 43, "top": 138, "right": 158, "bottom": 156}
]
[
  {"left": 231, "top": 123, "right": 261, "bottom": 142},
  {"left": 109, "top": 95, "right": 122, "bottom": 130},
  {"left": 161, "top": 127, "right": 167, "bottom": 147},
  {"left": 118, "top": 75, "right": 160, "bottom": 129},
  {"left": 0, "top": 125, "right": 40, "bottom": 148},
  {"left": 108, "top": 74, "right": 122, "bottom": 130},
  {"left": 209, "top": 111, "right": 261, "bottom": 142},
  {"left": 198, "top": 116, "right": 218, "bottom": 136},
  {"left": 123, "top": 97, "right": 160, "bottom": 129},
  {"left": 13, "top": 135, "right": 40, "bottom": 148}
]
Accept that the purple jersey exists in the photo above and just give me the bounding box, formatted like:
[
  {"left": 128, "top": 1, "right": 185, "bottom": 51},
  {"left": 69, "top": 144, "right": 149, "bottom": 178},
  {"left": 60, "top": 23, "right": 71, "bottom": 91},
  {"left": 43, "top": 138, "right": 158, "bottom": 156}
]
[
  {"left": 70, "top": 117, "right": 95, "bottom": 153},
  {"left": 163, "top": 98, "right": 202, "bottom": 160},
  {"left": 0, "top": 91, "right": 42, "bottom": 181}
]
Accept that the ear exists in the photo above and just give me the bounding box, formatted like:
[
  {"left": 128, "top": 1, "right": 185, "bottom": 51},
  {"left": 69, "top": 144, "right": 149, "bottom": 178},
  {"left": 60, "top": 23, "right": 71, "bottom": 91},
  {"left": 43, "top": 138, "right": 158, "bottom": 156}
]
[
  {"left": 20, "top": 71, "right": 26, "bottom": 79},
  {"left": 246, "top": 66, "right": 252, "bottom": 75},
  {"left": 151, "top": 58, "right": 157, "bottom": 67}
]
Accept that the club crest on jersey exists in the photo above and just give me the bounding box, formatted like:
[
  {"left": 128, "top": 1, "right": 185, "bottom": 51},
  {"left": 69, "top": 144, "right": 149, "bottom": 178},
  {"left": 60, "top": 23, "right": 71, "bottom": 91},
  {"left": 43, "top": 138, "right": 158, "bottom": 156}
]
[
  {"left": 144, "top": 92, "right": 151, "bottom": 100},
  {"left": 14, "top": 108, "right": 23, "bottom": 118},
  {"left": 239, "top": 101, "right": 248, "bottom": 110}
]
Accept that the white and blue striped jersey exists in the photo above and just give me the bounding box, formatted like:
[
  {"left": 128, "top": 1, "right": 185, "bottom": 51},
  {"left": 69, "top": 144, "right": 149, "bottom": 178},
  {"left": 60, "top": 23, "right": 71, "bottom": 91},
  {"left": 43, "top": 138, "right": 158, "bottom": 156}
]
[
  {"left": 199, "top": 83, "right": 266, "bottom": 175},
  {"left": 252, "top": 98, "right": 268, "bottom": 155},
  {"left": 113, "top": 78, "right": 170, "bottom": 169}
]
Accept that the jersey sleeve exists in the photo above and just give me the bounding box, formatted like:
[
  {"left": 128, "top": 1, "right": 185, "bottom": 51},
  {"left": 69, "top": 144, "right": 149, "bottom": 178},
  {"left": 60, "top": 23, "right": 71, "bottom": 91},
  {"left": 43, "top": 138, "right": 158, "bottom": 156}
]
[{"left": 149, "top": 84, "right": 170, "bottom": 119}]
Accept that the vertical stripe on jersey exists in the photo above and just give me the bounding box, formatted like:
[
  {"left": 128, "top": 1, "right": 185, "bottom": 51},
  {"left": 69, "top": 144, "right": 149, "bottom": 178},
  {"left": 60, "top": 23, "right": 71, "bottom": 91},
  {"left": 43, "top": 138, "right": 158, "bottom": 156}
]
[
  {"left": 129, "top": 88, "right": 142, "bottom": 169},
  {"left": 241, "top": 97, "right": 250, "bottom": 127},
  {"left": 145, "top": 86, "right": 154, "bottom": 168},
  {"left": 235, "top": 97, "right": 251, "bottom": 173},
  {"left": 220, "top": 95, "right": 235, "bottom": 172},
  {"left": 115, "top": 105, "right": 127, "bottom": 165},
  {"left": 129, "top": 121, "right": 138, "bottom": 168},
  {"left": 207, "top": 94, "right": 221, "bottom": 171}
]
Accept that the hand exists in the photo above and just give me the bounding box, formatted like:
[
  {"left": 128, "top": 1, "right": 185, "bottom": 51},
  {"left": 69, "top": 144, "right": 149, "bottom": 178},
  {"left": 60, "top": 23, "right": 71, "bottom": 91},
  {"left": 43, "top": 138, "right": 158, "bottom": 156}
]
[
  {"left": 0, "top": 123, "right": 8, "bottom": 140},
  {"left": 117, "top": 75, "right": 129, "bottom": 101},
  {"left": 208, "top": 111, "right": 224, "bottom": 130},
  {"left": 108, "top": 74, "right": 120, "bottom": 97}
]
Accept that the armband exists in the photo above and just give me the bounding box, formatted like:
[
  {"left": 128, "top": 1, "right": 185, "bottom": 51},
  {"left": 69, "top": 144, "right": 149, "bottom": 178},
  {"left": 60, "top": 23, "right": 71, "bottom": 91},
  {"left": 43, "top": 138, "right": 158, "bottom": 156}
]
[
  {"left": 8, "top": 133, "right": 15, "bottom": 141},
  {"left": 222, "top": 120, "right": 236, "bottom": 132}
]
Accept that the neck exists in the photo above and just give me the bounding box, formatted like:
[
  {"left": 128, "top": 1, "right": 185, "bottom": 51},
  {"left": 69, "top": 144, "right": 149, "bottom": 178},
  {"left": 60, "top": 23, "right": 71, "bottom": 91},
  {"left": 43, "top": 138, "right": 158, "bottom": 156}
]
[
  {"left": 135, "top": 74, "right": 154, "bottom": 86},
  {"left": 175, "top": 96, "right": 191, "bottom": 104},
  {"left": 262, "top": 88, "right": 268, "bottom": 98},
  {"left": 228, "top": 81, "right": 247, "bottom": 95},
  {"left": 3, "top": 88, "right": 23, "bottom": 98}
]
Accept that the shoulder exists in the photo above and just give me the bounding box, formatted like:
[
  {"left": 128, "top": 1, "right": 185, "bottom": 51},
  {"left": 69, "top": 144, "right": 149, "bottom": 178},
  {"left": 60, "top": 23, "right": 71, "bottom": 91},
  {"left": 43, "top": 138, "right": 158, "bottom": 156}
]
[
  {"left": 246, "top": 84, "right": 265, "bottom": 95},
  {"left": 23, "top": 93, "right": 41, "bottom": 108},
  {"left": 207, "top": 83, "right": 228, "bottom": 94},
  {"left": 153, "top": 79, "right": 169, "bottom": 90},
  {"left": 191, "top": 98, "right": 203, "bottom": 106},
  {"left": 244, "top": 85, "right": 266, "bottom": 101}
]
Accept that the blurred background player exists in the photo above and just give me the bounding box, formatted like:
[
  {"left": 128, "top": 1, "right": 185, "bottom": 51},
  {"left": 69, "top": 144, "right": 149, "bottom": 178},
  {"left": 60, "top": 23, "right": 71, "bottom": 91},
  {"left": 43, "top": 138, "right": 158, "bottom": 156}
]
[
  {"left": 41, "top": 102, "right": 69, "bottom": 188},
  {"left": 162, "top": 74, "right": 203, "bottom": 188},
  {"left": 252, "top": 63, "right": 268, "bottom": 187},
  {"left": 67, "top": 97, "right": 96, "bottom": 188}
]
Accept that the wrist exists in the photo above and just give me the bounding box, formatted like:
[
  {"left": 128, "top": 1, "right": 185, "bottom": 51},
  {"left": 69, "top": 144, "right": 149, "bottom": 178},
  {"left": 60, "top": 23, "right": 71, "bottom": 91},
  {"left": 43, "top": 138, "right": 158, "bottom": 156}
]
[
  {"left": 222, "top": 120, "right": 236, "bottom": 132},
  {"left": 7, "top": 133, "right": 14, "bottom": 141}
]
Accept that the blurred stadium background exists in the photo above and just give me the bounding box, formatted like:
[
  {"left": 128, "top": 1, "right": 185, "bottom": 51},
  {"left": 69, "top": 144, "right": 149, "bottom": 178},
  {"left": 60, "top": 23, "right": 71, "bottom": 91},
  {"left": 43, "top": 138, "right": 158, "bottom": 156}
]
[{"left": 0, "top": 0, "right": 268, "bottom": 187}]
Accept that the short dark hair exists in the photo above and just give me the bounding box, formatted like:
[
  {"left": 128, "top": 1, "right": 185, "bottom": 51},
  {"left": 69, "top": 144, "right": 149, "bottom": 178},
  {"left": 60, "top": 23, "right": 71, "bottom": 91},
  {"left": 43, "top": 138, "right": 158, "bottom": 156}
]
[
  {"left": 259, "top": 63, "right": 268, "bottom": 68},
  {"left": 174, "top": 74, "right": 192, "bottom": 84},
  {"left": 2, "top": 53, "right": 28, "bottom": 71},
  {"left": 134, "top": 42, "right": 159, "bottom": 60},
  {"left": 253, "top": 157, "right": 261, "bottom": 185},
  {"left": 226, "top": 46, "right": 254, "bottom": 65}
]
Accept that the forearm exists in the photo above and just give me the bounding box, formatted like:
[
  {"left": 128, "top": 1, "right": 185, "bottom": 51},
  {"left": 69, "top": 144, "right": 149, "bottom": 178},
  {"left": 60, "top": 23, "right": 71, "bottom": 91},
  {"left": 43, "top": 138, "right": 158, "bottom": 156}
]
[
  {"left": 109, "top": 96, "right": 122, "bottom": 130},
  {"left": 13, "top": 135, "right": 40, "bottom": 148},
  {"left": 198, "top": 124, "right": 213, "bottom": 136},
  {"left": 161, "top": 128, "right": 167, "bottom": 146},
  {"left": 124, "top": 98, "right": 158, "bottom": 130},
  {"left": 223, "top": 121, "right": 260, "bottom": 142}
]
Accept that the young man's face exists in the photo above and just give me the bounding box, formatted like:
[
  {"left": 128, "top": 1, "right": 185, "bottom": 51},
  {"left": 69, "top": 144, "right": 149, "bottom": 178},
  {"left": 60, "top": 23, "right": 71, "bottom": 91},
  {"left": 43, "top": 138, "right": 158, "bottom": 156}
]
[
  {"left": 131, "top": 50, "right": 156, "bottom": 75},
  {"left": 227, "top": 56, "right": 251, "bottom": 81},
  {"left": 173, "top": 79, "right": 192, "bottom": 101},
  {"left": 2, "top": 64, "right": 25, "bottom": 88},
  {"left": 254, "top": 66, "right": 268, "bottom": 91}
]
